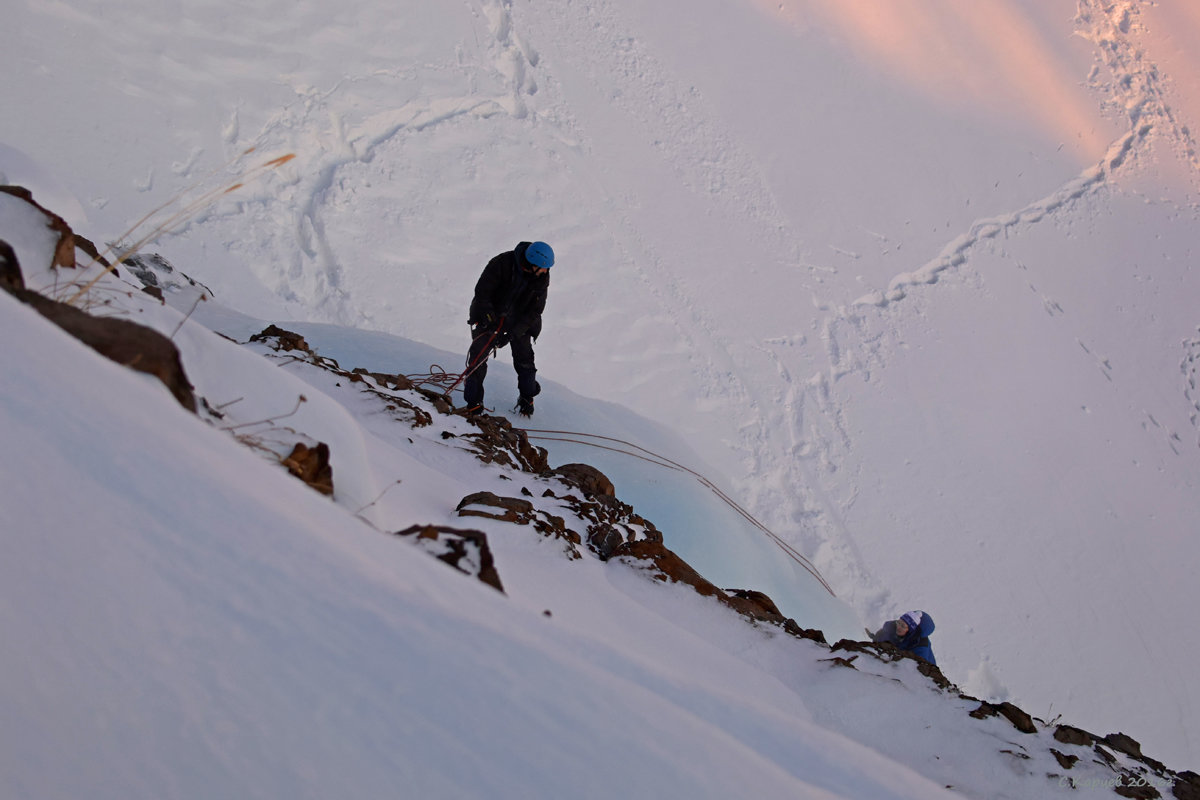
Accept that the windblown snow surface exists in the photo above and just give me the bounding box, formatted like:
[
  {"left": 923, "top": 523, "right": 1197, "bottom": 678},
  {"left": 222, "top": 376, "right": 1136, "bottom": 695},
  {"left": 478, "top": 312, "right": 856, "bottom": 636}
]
[{"left": 4, "top": 0, "right": 1200, "bottom": 781}]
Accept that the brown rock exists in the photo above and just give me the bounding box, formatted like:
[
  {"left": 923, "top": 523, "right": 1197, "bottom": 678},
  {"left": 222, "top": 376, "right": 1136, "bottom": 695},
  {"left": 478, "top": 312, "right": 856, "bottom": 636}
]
[
  {"left": 1104, "top": 732, "right": 1143, "bottom": 759},
  {"left": 995, "top": 702, "right": 1037, "bottom": 734},
  {"left": 250, "top": 324, "right": 311, "bottom": 353},
  {"left": 724, "top": 588, "right": 786, "bottom": 624},
  {"left": 455, "top": 491, "right": 581, "bottom": 557},
  {"left": 394, "top": 524, "right": 504, "bottom": 593},
  {"left": 550, "top": 463, "right": 615, "bottom": 498},
  {"left": 611, "top": 539, "right": 723, "bottom": 599},
  {"left": 1053, "top": 725, "right": 1095, "bottom": 747},
  {"left": 0, "top": 239, "right": 24, "bottom": 292},
  {"left": 782, "top": 618, "right": 828, "bottom": 644},
  {"left": 281, "top": 442, "right": 334, "bottom": 495},
  {"left": 1174, "top": 771, "right": 1200, "bottom": 800},
  {"left": 456, "top": 491, "right": 535, "bottom": 523},
  {"left": 10, "top": 288, "right": 197, "bottom": 412},
  {"left": 462, "top": 413, "right": 549, "bottom": 473}
]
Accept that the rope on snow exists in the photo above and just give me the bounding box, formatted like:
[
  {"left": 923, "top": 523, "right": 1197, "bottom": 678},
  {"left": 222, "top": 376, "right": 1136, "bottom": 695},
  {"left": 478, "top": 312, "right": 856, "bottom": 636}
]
[
  {"left": 518, "top": 427, "right": 838, "bottom": 598},
  {"left": 397, "top": 335, "right": 837, "bottom": 597}
]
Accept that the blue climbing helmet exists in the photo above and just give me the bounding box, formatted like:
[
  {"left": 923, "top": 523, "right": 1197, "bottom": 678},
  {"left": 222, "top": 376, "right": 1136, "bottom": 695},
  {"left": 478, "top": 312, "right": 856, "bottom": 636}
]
[{"left": 524, "top": 241, "right": 555, "bottom": 270}]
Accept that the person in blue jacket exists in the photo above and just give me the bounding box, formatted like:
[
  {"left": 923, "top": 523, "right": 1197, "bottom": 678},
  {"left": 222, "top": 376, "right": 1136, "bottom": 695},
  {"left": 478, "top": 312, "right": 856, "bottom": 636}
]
[{"left": 871, "top": 610, "right": 936, "bottom": 665}]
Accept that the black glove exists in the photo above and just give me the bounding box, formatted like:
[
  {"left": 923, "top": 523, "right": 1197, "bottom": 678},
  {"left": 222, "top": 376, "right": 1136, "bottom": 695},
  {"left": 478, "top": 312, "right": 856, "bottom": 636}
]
[{"left": 516, "top": 396, "right": 535, "bottom": 417}]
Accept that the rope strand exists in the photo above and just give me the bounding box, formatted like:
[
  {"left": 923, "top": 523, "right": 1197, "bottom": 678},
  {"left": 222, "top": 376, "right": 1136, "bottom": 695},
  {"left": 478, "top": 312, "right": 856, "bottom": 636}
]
[
  {"left": 394, "top": 342, "right": 835, "bottom": 595},
  {"left": 520, "top": 427, "right": 837, "bottom": 597}
]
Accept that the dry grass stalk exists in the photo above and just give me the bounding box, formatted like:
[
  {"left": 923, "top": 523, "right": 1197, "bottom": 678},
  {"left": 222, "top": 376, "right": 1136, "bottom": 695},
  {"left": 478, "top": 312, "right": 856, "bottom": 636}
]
[{"left": 63, "top": 150, "right": 296, "bottom": 307}]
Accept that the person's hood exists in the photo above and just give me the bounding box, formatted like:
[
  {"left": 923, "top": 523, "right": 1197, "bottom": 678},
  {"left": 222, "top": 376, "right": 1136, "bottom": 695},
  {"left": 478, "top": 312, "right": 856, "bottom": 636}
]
[{"left": 899, "top": 611, "right": 935, "bottom": 644}]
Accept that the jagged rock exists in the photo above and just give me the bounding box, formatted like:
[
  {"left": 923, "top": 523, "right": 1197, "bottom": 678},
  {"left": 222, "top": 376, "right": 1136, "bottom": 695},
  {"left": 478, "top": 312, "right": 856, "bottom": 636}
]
[
  {"left": 251, "top": 324, "right": 312, "bottom": 353},
  {"left": 820, "top": 654, "right": 859, "bottom": 669},
  {"left": 456, "top": 491, "right": 581, "bottom": 558},
  {"left": 611, "top": 538, "right": 820, "bottom": 635},
  {"left": 394, "top": 524, "right": 504, "bottom": 593},
  {"left": 999, "top": 702, "right": 1036, "bottom": 734},
  {"left": 0, "top": 185, "right": 76, "bottom": 270},
  {"left": 540, "top": 481, "right": 661, "bottom": 560},
  {"left": 1, "top": 239, "right": 24, "bottom": 291},
  {"left": 1175, "top": 771, "right": 1200, "bottom": 800},
  {"left": 1050, "top": 748, "right": 1079, "bottom": 769},
  {"left": 782, "top": 618, "right": 828, "bottom": 645},
  {"left": 727, "top": 588, "right": 783, "bottom": 620},
  {"left": 612, "top": 539, "right": 724, "bottom": 599},
  {"left": 549, "top": 463, "right": 615, "bottom": 498},
  {"left": 249, "top": 325, "right": 435, "bottom": 428},
  {"left": 830, "top": 638, "right": 954, "bottom": 690},
  {"left": 281, "top": 442, "right": 333, "bottom": 496},
  {"left": 1104, "top": 732, "right": 1143, "bottom": 760},
  {"left": 586, "top": 523, "right": 625, "bottom": 559},
  {"left": 1054, "top": 724, "right": 1095, "bottom": 747},
  {"left": 350, "top": 367, "right": 415, "bottom": 392},
  {"left": 1114, "top": 774, "right": 1161, "bottom": 800},
  {"left": 458, "top": 491, "right": 536, "bottom": 522},
  {"left": 720, "top": 587, "right": 787, "bottom": 623},
  {"left": 121, "top": 251, "right": 213, "bottom": 299},
  {"left": 969, "top": 701, "right": 1037, "bottom": 734},
  {"left": 463, "top": 413, "right": 549, "bottom": 472},
  {"left": 7, "top": 287, "right": 197, "bottom": 412},
  {"left": 417, "top": 388, "right": 454, "bottom": 415}
]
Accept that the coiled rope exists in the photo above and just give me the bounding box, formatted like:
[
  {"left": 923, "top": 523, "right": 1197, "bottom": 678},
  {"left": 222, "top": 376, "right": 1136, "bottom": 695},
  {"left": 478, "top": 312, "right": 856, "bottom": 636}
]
[
  {"left": 414, "top": 320, "right": 508, "bottom": 398},
  {"left": 518, "top": 427, "right": 837, "bottom": 598}
]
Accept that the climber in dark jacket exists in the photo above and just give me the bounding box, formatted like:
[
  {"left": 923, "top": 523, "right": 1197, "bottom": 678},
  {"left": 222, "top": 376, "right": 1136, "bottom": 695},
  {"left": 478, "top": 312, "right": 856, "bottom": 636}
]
[
  {"left": 462, "top": 241, "right": 554, "bottom": 417},
  {"left": 871, "top": 610, "right": 937, "bottom": 665}
]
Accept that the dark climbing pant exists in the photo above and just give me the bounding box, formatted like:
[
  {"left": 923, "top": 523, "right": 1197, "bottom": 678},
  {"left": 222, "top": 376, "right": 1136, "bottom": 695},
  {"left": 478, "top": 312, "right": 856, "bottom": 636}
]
[{"left": 463, "top": 329, "right": 539, "bottom": 408}]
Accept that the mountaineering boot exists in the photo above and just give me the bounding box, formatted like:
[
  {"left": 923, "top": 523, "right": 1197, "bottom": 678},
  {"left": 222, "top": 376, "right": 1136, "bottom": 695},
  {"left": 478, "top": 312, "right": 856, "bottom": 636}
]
[{"left": 516, "top": 395, "right": 535, "bottom": 418}]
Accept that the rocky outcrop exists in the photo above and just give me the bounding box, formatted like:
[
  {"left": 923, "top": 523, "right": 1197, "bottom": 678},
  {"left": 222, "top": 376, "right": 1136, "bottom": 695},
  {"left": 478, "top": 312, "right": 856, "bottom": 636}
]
[
  {"left": 829, "top": 638, "right": 954, "bottom": 691},
  {"left": 1, "top": 191, "right": 195, "bottom": 412},
  {"left": 395, "top": 524, "right": 504, "bottom": 593},
  {"left": 612, "top": 539, "right": 724, "bottom": 598},
  {"left": 969, "top": 700, "right": 1037, "bottom": 734},
  {"left": 250, "top": 324, "right": 312, "bottom": 353},
  {"left": 121, "top": 251, "right": 213, "bottom": 301},
  {"left": 456, "top": 490, "right": 581, "bottom": 559},
  {"left": 542, "top": 464, "right": 661, "bottom": 560},
  {"left": 247, "top": 324, "right": 435, "bottom": 428},
  {"left": 462, "top": 413, "right": 549, "bottom": 472}
]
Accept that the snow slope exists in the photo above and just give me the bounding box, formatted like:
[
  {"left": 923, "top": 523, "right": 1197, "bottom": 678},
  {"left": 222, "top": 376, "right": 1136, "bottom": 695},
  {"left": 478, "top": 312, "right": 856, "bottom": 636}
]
[
  {"left": 4, "top": 0, "right": 1200, "bottom": 768},
  {"left": 0, "top": 282, "right": 935, "bottom": 800},
  {"left": 1, "top": 218, "right": 1188, "bottom": 799}
]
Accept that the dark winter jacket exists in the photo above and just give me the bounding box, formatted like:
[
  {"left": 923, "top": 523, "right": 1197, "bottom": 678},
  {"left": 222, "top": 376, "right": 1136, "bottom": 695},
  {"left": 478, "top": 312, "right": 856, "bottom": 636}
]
[
  {"left": 468, "top": 242, "right": 549, "bottom": 342},
  {"left": 872, "top": 610, "right": 936, "bottom": 665}
]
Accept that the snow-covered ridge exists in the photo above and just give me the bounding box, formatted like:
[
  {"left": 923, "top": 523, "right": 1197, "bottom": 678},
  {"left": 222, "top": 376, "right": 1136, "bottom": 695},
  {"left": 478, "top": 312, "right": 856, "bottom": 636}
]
[{"left": 4, "top": 185, "right": 1197, "bottom": 797}]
